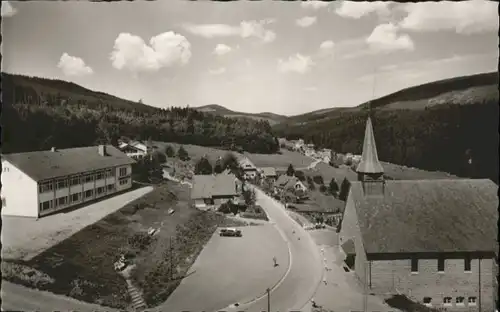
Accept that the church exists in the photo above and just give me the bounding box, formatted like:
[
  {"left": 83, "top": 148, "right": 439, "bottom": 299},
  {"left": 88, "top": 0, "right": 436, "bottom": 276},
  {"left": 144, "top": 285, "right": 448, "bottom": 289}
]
[{"left": 337, "top": 117, "right": 498, "bottom": 311}]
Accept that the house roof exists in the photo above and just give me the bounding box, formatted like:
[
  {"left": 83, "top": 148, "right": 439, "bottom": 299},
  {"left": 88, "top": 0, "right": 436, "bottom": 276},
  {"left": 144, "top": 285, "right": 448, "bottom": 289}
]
[
  {"left": 356, "top": 117, "right": 384, "bottom": 174},
  {"left": 349, "top": 179, "right": 499, "bottom": 255},
  {"left": 2, "top": 145, "right": 136, "bottom": 182},
  {"left": 261, "top": 167, "right": 277, "bottom": 177},
  {"left": 341, "top": 239, "right": 356, "bottom": 255},
  {"left": 275, "top": 174, "right": 295, "bottom": 187},
  {"left": 191, "top": 174, "right": 238, "bottom": 199}
]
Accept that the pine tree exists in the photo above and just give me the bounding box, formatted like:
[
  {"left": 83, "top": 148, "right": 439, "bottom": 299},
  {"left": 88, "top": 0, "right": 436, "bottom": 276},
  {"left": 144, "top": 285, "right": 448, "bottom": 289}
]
[{"left": 286, "top": 164, "right": 295, "bottom": 176}]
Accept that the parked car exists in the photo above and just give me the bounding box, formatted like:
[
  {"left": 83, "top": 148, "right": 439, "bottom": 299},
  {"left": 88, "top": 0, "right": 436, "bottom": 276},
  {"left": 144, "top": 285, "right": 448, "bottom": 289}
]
[{"left": 219, "top": 228, "right": 242, "bottom": 237}]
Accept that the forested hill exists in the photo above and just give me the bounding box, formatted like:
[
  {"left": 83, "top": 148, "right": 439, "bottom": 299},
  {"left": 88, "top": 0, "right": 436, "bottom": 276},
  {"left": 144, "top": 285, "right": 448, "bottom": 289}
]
[
  {"left": 274, "top": 71, "right": 499, "bottom": 183},
  {"left": 1, "top": 73, "right": 279, "bottom": 155},
  {"left": 195, "top": 104, "right": 287, "bottom": 125}
]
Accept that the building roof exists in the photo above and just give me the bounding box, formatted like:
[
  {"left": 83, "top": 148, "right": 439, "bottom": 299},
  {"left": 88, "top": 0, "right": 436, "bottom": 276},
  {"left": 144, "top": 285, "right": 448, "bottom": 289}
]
[
  {"left": 275, "top": 174, "right": 295, "bottom": 187},
  {"left": 349, "top": 179, "right": 498, "bottom": 255},
  {"left": 191, "top": 174, "right": 238, "bottom": 199},
  {"left": 356, "top": 117, "right": 384, "bottom": 174},
  {"left": 2, "top": 145, "right": 136, "bottom": 182},
  {"left": 261, "top": 167, "right": 277, "bottom": 177},
  {"left": 341, "top": 239, "right": 356, "bottom": 255}
]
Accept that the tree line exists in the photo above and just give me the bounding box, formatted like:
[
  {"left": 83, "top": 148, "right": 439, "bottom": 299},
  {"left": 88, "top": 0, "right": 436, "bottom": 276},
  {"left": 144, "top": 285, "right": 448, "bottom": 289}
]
[
  {"left": 2, "top": 73, "right": 279, "bottom": 155},
  {"left": 276, "top": 101, "right": 499, "bottom": 183}
]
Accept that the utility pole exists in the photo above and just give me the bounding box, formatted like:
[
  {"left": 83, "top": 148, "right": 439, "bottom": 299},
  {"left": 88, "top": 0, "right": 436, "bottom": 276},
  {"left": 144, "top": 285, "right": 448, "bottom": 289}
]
[{"left": 267, "top": 288, "right": 271, "bottom": 312}]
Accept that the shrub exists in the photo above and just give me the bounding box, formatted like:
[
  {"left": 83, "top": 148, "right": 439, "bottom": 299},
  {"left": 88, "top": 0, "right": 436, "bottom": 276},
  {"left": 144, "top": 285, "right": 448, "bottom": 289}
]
[
  {"left": 294, "top": 170, "right": 306, "bottom": 181},
  {"left": 128, "top": 232, "right": 155, "bottom": 251},
  {"left": 165, "top": 145, "right": 175, "bottom": 157},
  {"left": 2, "top": 261, "right": 55, "bottom": 289},
  {"left": 313, "top": 175, "right": 324, "bottom": 185},
  {"left": 319, "top": 185, "right": 327, "bottom": 193},
  {"left": 218, "top": 202, "right": 231, "bottom": 214}
]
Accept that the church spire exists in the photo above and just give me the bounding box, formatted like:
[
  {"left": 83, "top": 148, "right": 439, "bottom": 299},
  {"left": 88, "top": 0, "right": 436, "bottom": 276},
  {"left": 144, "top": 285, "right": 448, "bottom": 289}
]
[{"left": 356, "top": 117, "right": 384, "bottom": 175}]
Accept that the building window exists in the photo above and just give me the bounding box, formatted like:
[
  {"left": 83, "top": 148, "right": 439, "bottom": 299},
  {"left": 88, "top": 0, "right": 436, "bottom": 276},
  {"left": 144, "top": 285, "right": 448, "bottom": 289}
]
[
  {"left": 95, "top": 172, "right": 104, "bottom": 180},
  {"left": 423, "top": 297, "right": 432, "bottom": 306},
  {"left": 97, "top": 186, "right": 105, "bottom": 195},
  {"left": 70, "top": 176, "right": 80, "bottom": 186},
  {"left": 411, "top": 258, "right": 419, "bottom": 273},
  {"left": 39, "top": 200, "right": 53, "bottom": 211},
  {"left": 106, "top": 169, "right": 114, "bottom": 178},
  {"left": 443, "top": 297, "right": 452, "bottom": 305},
  {"left": 39, "top": 181, "right": 54, "bottom": 193},
  {"left": 84, "top": 174, "right": 94, "bottom": 183},
  {"left": 119, "top": 178, "right": 129, "bottom": 186},
  {"left": 56, "top": 196, "right": 68, "bottom": 207},
  {"left": 85, "top": 190, "right": 93, "bottom": 198},
  {"left": 464, "top": 257, "right": 471, "bottom": 272},
  {"left": 71, "top": 193, "right": 80, "bottom": 203},
  {"left": 56, "top": 179, "right": 68, "bottom": 190},
  {"left": 456, "top": 297, "right": 465, "bottom": 305},
  {"left": 119, "top": 167, "right": 127, "bottom": 177},
  {"left": 468, "top": 297, "right": 477, "bottom": 306},
  {"left": 437, "top": 258, "right": 445, "bottom": 272},
  {"left": 107, "top": 184, "right": 115, "bottom": 192}
]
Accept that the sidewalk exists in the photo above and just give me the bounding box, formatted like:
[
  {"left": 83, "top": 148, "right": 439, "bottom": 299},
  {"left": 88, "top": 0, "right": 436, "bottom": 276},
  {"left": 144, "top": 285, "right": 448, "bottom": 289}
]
[{"left": 311, "top": 245, "right": 396, "bottom": 312}]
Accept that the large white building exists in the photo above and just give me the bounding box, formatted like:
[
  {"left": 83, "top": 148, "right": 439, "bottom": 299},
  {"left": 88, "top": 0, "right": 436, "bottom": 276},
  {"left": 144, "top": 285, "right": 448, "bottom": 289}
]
[{"left": 1, "top": 145, "right": 136, "bottom": 218}]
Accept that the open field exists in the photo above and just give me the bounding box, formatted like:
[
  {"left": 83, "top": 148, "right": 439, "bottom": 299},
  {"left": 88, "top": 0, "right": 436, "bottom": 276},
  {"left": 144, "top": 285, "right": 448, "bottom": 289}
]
[
  {"left": 304, "top": 162, "right": 358, "bottom": 183},
  {"left": 158, "top": 224, "right": 289, "bottom": 312},
  {"left": 153, "top": 141, "right": 239, "bottom": 164},
  {"left": 381, "top": 161, "right": 460, "bottom": 180},
  {"left": 243, "top": 149, "right": 315, "bottom": 169},
  {"left": 7, "top": 181, "right": 247, "bottom": 309},
  {"left": 1, "top": 185, "right": 154, "bottom": 261}
]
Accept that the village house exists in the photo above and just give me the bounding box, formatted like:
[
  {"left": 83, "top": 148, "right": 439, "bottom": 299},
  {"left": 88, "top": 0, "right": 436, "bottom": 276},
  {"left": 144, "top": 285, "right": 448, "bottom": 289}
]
[
  {"left": 191, "top": 173, "right": 239, "bottom": 211},
  {"left": 274, "top": 175, "right": 308, "bottom": 196},
  {"left": 238, "top": 157, "right": 259, "bottom": 180},
  {"left": 1, "top": 145, "right": 135, "bottom": 218},
  {"left": 118, "top": 140, "right": 152, "bottom": 160},
  {"left": 338, "top": 117, "right": 498, "bottom": 311},
  {"left": 259, "top": 167, "right": 278, "bottom": 184}
]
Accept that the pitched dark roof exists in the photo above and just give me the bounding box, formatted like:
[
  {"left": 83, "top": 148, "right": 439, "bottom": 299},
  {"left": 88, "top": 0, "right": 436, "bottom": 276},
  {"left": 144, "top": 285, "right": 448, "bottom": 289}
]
[
  {"left": 341, "top": 239, "right": 356, "bottom": 255},
  {"left": 349, "top": 179, "right": 498, "bottom": 254},
  {"left": 2, "top": 145, "right": 136, "bottom": 181},
  {"left": 191, "top": 174, "right": 238, "bottom": 199},
  {"left": 356, "top": 117, "right": 384, "bottom": 174}
]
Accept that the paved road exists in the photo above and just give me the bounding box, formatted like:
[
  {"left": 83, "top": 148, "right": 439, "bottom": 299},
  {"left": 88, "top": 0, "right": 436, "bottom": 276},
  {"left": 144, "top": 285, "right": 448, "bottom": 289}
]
[
  {"left": 1, "top": 281, "right": 121, "bottom": 312},
  {"left": 223, "top": 186, "right": 323, "bottom": 312}
]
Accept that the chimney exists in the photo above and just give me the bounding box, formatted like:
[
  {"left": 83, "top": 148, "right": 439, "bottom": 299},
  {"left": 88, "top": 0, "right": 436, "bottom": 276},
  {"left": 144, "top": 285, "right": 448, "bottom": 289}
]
[
  {"left": 51, "top": 147, "right": 56, "bottom": 152},
  {"left": 98, "top": 145, "right": 107, "bottom": 156}
]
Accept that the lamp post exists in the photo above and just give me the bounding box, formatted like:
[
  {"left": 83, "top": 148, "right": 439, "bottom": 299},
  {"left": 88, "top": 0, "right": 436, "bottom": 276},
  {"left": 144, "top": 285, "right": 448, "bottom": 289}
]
[{"left": 267, "top": 288, "right": 271, "bottom": 312}]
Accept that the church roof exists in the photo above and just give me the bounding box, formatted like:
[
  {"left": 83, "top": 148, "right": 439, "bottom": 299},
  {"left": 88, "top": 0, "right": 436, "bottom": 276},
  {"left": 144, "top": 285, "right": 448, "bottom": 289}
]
[
  {"left": 356, "top": 117, "right": 384, "bottom": 174},
  {"left": 349, "top": 178, "right": 498, "bottom": 255}
]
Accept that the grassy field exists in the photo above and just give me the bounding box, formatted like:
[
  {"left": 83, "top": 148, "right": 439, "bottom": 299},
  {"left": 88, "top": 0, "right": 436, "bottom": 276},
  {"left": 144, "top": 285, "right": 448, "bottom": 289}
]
[
  {"left": 381, "top": 161, "right": 460, "bottom": 180},
  {"left": 17, "top": 181, "right": 246, "bottom": 309},
  {"left": 293, "top": 190, "right": 345, "bottom": 213},
  {"left": 303, "top": 162, "right": 358, "bottom": 183},
  {"left": 243, "top": 149, "right": 314, "bottom": 169}
]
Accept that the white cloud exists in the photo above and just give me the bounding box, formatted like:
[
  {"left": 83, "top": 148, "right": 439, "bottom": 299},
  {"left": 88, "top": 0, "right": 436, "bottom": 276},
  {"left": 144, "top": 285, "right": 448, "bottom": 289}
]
[
  {"left": 318, "top": 40, "right": 335, "bottom": 58},
  {"left": 208, "top": 67, "right": 226, "bottom": 75},
  {"left": 278, "top": 54, "right": 315, "bottom": 74},
  {"left": 1, "top": 1, "right": 17, "bottom": 18},
  {"left": 301, "top": 1, "right": 329, "bottom": 10},
  {"left": 110, "top": 32, "right": 191, "bottom": 73},
  {"left": 366, "top": 23, "right": 414, "bottom": 52},
  {"left": 296, "top": 16, "right": 318, "bottom": 28},
  {"left": 57, "top": 53, "right": 93, "bottom": 76},
  {"left": 184, "top": 20, "right": 276, "bottom": 43},
  {"left": 213, "top": 44, "right": 232, "bottom": 56},
  {"left": 398, "top": 0, "right": 498, "bottom": 34},
  {"left": 335, "top": 1, "right": 390, "bottom": 19}
]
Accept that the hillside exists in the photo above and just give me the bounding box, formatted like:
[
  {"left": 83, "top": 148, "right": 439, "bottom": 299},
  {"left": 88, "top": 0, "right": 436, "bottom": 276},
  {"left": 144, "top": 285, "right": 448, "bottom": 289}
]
[
  {"left": 274, "top": 71, "right": 499, "bottom": 183},
  {"left": 1, "top": 73, "right": 279, "bottom": 155},
  {"left": 195, "top": 104, "right": 287, "bottom": 125},
  {"left": 280, "top": 71, "right": 498, "bottom": 128}
]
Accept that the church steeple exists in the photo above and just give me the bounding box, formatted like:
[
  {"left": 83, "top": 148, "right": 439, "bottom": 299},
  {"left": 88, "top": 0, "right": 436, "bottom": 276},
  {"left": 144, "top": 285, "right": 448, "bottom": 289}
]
[
  {"left": 356, "top": 116, "right": 385, "bottom": 195},
  {"left": 356, "top": 117, "right": 384, "bottom": 175}
]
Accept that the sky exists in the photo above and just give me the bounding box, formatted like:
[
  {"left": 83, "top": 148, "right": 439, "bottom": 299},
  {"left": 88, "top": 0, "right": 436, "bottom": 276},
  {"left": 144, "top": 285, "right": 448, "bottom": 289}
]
[{"left": 1, "top": 0, "right": 498, "bottom": 116}]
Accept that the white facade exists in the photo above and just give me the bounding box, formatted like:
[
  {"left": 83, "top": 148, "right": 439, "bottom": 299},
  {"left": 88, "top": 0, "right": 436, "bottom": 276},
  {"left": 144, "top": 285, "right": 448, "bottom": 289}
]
[
  {"left": 1, "top": 160, "right": 39, "bottom": 217},
  {"left": 1, "top": 160, "right": 133, "bottom": 218}
]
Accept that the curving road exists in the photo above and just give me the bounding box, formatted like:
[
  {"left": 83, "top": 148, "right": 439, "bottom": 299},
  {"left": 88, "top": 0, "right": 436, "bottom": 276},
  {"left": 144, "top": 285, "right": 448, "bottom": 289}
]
[{"left": 223, "top": 186, "right": 323, "bottom": 312}]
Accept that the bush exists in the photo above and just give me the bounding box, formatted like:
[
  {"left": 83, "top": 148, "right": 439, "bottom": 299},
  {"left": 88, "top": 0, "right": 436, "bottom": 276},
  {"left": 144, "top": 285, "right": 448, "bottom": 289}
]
[
  {"left": 165, "top": 145, "right": 175, "bottom": 157},
  {"left": 218, "top": 202, "right": 231, "bottom": 214},
  {"left": 319, "top": 185, "right": 327, "bottom": 193},
  {"left": 294, "top": 170, "right": 306, "bottom": 181},
  {"left": 177, "top": 146, "right": 189, "bottom": 161},
  {"left": 128, "top": 232, "right": 155, "bottom": 251},
  {"left": 313, "top": 175, "right": 324, "bottom": 185},
  {"left": 2, "top": 261, "right": 55, "bottom": 289}
]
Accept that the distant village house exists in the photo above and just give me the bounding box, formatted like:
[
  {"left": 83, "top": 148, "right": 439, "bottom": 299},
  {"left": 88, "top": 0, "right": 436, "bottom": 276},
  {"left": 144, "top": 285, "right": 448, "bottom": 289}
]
[{"left": 190, "top": 174, "right": 239, "bottom": 211}]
